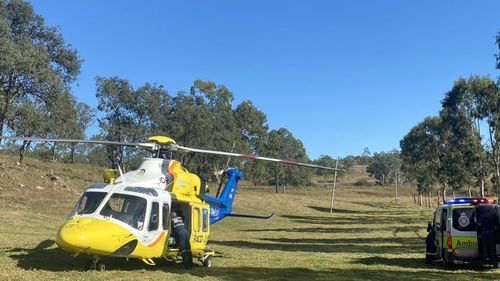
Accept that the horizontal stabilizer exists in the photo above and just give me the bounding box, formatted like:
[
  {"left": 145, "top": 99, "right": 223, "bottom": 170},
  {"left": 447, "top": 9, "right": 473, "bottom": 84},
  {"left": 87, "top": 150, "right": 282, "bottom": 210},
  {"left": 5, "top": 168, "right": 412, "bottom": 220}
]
[{"left": 226, "top": 212, "right": 275, "bottom": 220}]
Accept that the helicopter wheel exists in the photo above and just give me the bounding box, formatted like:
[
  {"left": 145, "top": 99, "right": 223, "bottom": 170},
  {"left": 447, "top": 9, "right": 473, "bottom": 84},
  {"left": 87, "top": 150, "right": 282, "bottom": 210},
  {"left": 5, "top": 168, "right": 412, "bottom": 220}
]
[
  {"left": 202, "top": 256, "right": 212, "bottom": 268},
  {"left": 96, "top": 261, "right": 106, "bottom": 272},
  {"left": 88, "top": 256, "right": 106, "bottom": 271}
]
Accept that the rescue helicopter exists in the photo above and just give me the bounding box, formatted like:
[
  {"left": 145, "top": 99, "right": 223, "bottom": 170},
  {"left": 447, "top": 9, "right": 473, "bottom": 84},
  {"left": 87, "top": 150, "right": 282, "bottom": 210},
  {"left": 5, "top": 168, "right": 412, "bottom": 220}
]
[{"left": 0, "top": 135, "right": 338, "bottom": 271}]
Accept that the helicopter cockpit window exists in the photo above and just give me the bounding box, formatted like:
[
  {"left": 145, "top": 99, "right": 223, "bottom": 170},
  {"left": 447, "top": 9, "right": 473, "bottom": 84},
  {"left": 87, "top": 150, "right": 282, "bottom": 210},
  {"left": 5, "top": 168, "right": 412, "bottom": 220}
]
[
  {"left": 73, "top": 192, "right": 107, "bottom": 216},
  {"left": 100, "top": 194, "right": 147, "bottom": 230}
]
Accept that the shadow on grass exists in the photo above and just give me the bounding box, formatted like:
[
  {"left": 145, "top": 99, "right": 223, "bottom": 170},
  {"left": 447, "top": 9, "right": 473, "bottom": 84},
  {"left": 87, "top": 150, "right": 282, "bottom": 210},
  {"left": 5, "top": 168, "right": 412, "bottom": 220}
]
[
  {"left": 243, "top": 225, "right": 422, "bottom": 235},
  {"left": 353, "top": 256, "right": 493, "bottom": 272},
  {"left": 260, "top": 237, "right": 423, "bottom": 247},
  {"left": 354, "top": 256, "right": 428, "bottom": 269},
  {"left": 210, "top": 239, "right": 422, "bottom": 254},
  {"left": 188, "top": 266, "right": 499, "bottom": 281},
  {"left": 6, "top": 239, "right": 188, "bottom": 272},
  {"left": 308, "top": 205, "right": 420, "bottom": 215},
  {"left": 281, "top": 214, "right": 423, "bottom": 226},
  {"left": 308, "top": 206, "right": 361, "bottom": 214}
]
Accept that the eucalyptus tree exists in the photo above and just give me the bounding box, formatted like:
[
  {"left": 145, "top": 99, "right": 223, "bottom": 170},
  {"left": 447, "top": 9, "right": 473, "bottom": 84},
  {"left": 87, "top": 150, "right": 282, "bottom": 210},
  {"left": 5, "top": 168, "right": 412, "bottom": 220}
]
[
  {"left": 234, "top": 100, "right": 269, "bottom": 183},
  {"left": 261, "top": 128, "right": 311, "bottom": 192},
  {"left": 0, "top": 0, "right": 81, "bottom": 142},
  {"left": 96, "top": 77, "right": 170, "bottom": 169},
  {"left": 366, "top": 151, "right": 401, "bottom": 186},
  {"left": 441, "top": 77, "right": 499, "bottom": 197},
  {"left": 400, "top": 116, "right": 446, "bottom": 201}
]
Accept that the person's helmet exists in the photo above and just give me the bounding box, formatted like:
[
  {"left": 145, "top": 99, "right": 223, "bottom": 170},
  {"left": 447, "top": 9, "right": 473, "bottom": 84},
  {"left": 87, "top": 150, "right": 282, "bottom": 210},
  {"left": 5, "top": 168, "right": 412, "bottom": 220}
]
[{"left": 171, "top": 211, "right": 177, "bottom": 217}]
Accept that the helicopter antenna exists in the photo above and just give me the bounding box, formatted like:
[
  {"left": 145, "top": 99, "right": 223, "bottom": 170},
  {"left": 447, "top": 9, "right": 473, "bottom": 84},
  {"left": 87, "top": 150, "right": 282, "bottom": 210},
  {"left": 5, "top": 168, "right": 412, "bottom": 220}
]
[
  {"left": 117, "top": 163, "right": 126, "bottom": 184},
  {"left": 225, "top": 141, "right": 236, "bottom": 169}
]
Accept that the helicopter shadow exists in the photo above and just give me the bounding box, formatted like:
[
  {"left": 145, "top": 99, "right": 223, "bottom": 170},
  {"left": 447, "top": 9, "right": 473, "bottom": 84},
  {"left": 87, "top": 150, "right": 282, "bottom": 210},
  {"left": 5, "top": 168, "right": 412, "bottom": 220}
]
[
  {"left": 6, "top": 239, "right": 88, "bottom": 271},
  {"left": 6, "top": 239, "right": 188, "bottom": 272}
]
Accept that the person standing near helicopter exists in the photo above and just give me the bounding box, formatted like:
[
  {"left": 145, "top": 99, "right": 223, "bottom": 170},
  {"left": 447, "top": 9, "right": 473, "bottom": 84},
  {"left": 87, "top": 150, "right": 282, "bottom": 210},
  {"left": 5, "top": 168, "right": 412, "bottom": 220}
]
[{"left": 171, "top": 210, "right": 193, "bottom": 269}]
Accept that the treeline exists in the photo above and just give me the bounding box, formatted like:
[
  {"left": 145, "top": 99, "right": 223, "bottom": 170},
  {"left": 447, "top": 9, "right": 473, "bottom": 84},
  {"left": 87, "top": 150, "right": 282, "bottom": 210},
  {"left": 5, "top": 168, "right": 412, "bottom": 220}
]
[
  {"left": 0, "top": 0, "right": 351, "bottom": 186},
  {"left": 400, "top": 32, "right": 500, "bottom": 201}
]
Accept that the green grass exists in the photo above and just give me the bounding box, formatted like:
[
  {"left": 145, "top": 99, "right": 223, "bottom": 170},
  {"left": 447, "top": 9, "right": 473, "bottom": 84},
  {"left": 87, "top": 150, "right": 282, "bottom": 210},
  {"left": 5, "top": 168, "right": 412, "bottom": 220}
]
[{"left": 0, "top": 155, "right": 498, "bottom": 280}]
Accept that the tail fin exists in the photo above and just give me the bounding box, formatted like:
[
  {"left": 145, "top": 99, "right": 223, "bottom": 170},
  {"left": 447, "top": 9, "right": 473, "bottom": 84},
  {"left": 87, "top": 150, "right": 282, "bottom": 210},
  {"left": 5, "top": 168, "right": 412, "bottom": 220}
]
[
  {"left": 203, "top": 169, "right": 243, "bottom": 224},
  {"left": 204, "top": 169, "right": 274, "bottom": 224}
]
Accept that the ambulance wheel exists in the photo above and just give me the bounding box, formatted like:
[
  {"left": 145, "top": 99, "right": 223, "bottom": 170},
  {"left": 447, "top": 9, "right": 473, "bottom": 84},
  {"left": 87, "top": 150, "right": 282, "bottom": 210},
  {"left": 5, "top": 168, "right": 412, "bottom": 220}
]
[
  {"left": 96, "top": 262, "right": 106, "bottom": 272},
  {"left": 203, "top": 256, "right": 212, "bottom": 268}
]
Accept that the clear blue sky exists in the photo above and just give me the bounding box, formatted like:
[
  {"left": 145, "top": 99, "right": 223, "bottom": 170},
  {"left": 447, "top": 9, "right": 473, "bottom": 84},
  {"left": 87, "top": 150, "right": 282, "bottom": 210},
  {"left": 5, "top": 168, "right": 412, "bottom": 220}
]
[{"left": 29, "top": 0, "right": 500, "bottom": 159}]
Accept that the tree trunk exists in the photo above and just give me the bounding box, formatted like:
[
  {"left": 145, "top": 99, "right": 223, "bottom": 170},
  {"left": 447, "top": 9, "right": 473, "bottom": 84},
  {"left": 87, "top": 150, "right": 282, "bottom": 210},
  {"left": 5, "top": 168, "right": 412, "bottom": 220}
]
[
  {"left": 468, "top": 187, "right": 472, "bottom": 198},
  {"left": 0, "top": 119, "right": 4, "bottom": 145},
  {"left": 18, "top": 140, "right": 31, "bottom": 163},
  {"left": 71, "top": 143, "right": 76, "bottom": 163},
  {"left": 481, "top": 179, "right": 485, "bottom": 198},
  {"left": 395, "top": 171, "right": 398, "bottom": 201},
  {"left": 275, "top": 174, "right": 279, "bottom": 193},
  {"left": 51, "top": 143, "right": 57, "bottom": 162},
  {"left": 441, "top": 186, "right": 446, "bottom": 203},
  {"left": 419, "top": 194, "right": 423, "bottom": 206}
]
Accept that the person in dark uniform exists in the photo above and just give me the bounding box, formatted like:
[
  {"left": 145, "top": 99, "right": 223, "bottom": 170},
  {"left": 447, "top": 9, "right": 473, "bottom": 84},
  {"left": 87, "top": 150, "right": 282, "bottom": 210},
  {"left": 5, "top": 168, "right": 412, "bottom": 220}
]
[
  {"left": 171, "top": 210, "right": 193, "bottom": 269},
  {"left": 476, "top": 205, "right": 499, "bottom": 265},
  {"left": 425, "top": 222, "right": 436, "bottom": 264}
]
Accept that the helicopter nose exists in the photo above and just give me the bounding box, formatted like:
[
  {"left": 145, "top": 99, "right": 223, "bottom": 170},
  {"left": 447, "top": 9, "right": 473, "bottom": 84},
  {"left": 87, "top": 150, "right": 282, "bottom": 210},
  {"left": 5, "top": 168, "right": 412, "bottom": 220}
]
[{"left": 56, "top": 218, "right": 134, "bottom": 255}]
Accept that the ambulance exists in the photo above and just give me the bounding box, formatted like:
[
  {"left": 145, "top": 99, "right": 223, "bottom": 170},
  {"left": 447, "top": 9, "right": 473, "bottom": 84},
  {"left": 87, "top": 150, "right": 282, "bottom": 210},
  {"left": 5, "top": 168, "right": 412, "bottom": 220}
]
[{"left": 427, "top": 198, "right": 500, "bottom": 267}]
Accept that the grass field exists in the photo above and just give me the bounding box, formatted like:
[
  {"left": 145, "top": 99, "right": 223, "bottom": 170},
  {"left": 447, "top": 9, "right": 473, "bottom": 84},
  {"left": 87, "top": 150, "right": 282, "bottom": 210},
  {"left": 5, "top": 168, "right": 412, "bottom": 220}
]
[{"left": 0, "top": 155, "right": 499, "bottom": 280}]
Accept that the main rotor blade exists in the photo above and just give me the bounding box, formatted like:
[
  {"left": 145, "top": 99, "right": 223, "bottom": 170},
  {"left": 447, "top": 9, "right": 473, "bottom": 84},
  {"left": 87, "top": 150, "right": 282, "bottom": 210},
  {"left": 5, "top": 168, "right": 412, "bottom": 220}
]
[
  {"left": 0, "top": 136, "right": 160, "bottom": 150},
  {"left": 171, "top": 145, "right": 339, "bottom": 171}
]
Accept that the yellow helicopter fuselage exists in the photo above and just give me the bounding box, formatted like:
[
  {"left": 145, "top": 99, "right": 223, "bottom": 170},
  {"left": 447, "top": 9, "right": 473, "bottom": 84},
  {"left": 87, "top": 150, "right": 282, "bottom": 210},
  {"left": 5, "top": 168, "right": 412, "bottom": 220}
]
[{"left": 56, "top": 158, "right": 213, "bottom": 265}]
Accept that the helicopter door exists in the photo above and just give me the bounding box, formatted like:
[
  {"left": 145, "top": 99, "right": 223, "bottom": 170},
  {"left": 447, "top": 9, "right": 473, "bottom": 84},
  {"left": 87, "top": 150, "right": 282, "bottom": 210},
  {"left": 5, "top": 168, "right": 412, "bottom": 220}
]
[
  {"left": 140, "top": 201, "right": 163, "bottom": 255},
  {"left": 190, "top": 204, "right": 209, "bottom": 252}
]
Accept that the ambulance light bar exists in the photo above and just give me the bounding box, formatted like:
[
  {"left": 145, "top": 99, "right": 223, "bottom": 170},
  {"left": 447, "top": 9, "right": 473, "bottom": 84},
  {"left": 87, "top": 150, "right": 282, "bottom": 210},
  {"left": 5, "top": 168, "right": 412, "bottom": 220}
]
[{"left": 445, "top": 198, "right": 497, "bottom": 205}]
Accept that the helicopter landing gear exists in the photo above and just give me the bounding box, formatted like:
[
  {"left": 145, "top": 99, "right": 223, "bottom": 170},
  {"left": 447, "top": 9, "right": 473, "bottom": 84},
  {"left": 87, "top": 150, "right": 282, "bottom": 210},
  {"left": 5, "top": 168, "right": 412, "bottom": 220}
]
[
  {"left": 88, "top": 255, "right": 106, "bottom": 271},
  {"left": 199, "top": 255, "right": 212, "bottom": 268}
]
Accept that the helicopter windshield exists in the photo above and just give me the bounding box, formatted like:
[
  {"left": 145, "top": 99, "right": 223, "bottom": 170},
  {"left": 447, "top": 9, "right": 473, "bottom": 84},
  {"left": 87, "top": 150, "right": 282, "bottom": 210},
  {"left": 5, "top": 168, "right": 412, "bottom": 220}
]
[
  {"left": 100, "top": 193, "right": 147, "bottom": 230},
  {"left": 73, "top": 191, "right": 107, "bottom": 216}
]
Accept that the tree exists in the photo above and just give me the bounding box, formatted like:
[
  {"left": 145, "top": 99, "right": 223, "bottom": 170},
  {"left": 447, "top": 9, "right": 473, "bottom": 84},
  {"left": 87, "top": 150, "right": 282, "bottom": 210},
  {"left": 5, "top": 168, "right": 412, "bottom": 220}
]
[
  {"left": 313, "top": 155, "right": 337, "bottom": 176},
  {"left": 0, "top": 0, "right": 81, "bottom": 142},
  {"left": 400, "top": 116, "right": 446, "bottom": 201},
  {"left": 366, "top": 151, "right": 401, "bottom": 186},
  {"left": 96, "top": 77, "right": 169, "bottom": 169},
  {"left": 441, "top": 77, "right": 497, "bottom": 197},
  {"left": 261, "top": 128, "right": 311, "bottom": 192},
  {"left": 234, "top": 100, "right": 269, "bottom": 183}
]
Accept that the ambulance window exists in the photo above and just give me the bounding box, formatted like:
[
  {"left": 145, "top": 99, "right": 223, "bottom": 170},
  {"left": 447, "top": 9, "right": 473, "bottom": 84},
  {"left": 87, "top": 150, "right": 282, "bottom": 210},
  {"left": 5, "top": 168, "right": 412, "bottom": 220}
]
[
  {"left": 453, "top": 208, "right": 476, "bottom": 232},
  {"left": 162, "top": 203, "right": 170, "bottom": 231},
  {"left": 434, "top": 209, "right": 441, "bottom": 227},
  {"left": 75, "top": 192, "right": 107, "bottom": 215},
  {"left": 149, "top": 202, "right": 159, "bottom": 231},
  {"left": 202, "top": 209, "right": 208, "bottom": 232},
  {"left": 441, "top": 209, "right": 447, "bottom": 231}
]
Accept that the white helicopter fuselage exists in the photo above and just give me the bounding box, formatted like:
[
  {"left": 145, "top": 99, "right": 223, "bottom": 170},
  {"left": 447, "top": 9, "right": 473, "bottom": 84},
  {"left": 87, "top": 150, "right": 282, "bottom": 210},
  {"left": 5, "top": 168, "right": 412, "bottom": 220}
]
[{"left": 56, "top": 158, "right": 174, "bottom": 263}]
